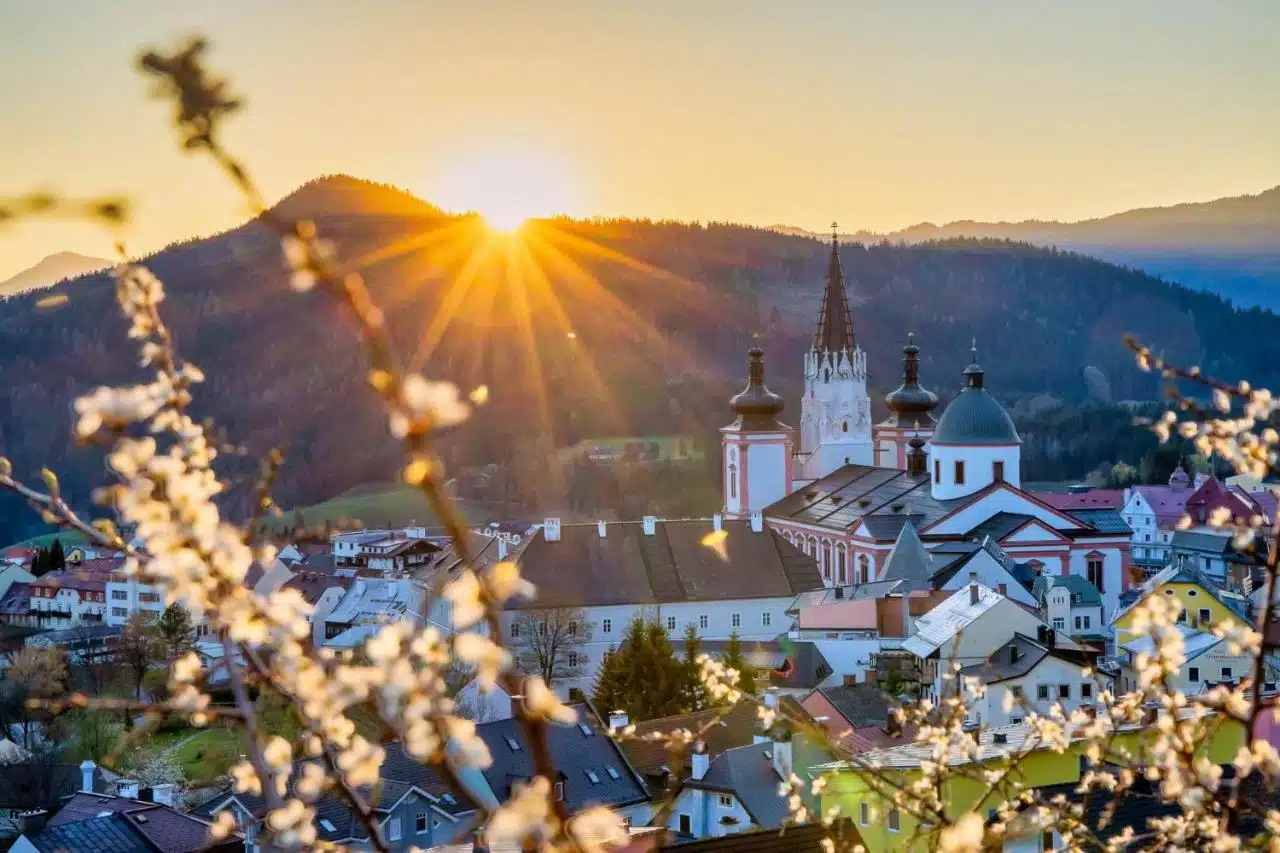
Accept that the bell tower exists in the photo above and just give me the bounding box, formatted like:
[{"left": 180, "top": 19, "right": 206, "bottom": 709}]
[
  {"left": 722, "top": 348, "right": 794, "bottom": 518},
  {"left": 874, "top": 333, "right": 939, "bottom": 469},
  {"left": 798, "top": 226, "right": 873, "bottom": 480}
]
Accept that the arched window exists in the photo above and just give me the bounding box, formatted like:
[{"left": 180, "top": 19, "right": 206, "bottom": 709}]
[
  {"left": 837, "top": 544, "right": 848, "bottom": 585},
  {"left": 728, "top": 463, "right": 737, "bottom": 499},
  {"left": 809, "top": 536, "right": 819, "bottom": 558},
  {"left": 822, "top": 541, "right": 832, "bottom": 580},
  {"left": 858, "top": 554, "right": 870, "bottom": 585},
  {"left": 842, "top": 421, "right": 849, "bottom": 433}
]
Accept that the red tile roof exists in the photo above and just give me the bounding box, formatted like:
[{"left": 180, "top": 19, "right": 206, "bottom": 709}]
[{"left": 1035, "top": 490, "right": 1124, "bottom": 510}]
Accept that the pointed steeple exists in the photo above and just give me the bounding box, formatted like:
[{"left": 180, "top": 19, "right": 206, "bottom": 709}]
[
  {"left": 813, "top": 224, "right": 855, "bottom": 353},
  {"left": 880, "top": 520, "right": 932, "bottom": 591}
]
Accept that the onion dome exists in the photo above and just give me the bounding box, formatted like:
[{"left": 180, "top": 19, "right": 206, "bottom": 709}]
[
  {"left": 884, "top": 333, "right": 939, "bottom": 425},
  {"left": 729, "top": 347, "right": 787, "bottom": 429},
  {"left": 932, "top": 341, "right": 1021, "bottom": 445}
]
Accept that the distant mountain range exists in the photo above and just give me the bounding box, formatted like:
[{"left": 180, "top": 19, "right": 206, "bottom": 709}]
[
  {"left": 2, "top": 174, "right": 1278, "bottom": 545},
  {"left": 777, "top": 185, "right": 1280, "bottom": 309},
  {"left": 0, "top": 251, "right": 111, "bottom": 296}
]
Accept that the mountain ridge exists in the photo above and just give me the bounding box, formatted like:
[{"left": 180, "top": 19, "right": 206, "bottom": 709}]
[{"left": 0, "top": 251, "right": 112, "bottom": 296}]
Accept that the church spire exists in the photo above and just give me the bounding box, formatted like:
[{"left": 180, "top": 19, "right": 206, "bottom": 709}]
[{"left": 813, "top": 223, "right": 855, "bottom": 353}]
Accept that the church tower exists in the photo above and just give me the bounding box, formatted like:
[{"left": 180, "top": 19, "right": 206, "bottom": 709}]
[
  {"left": 874, "top": 333, "right": 940, "bottom": 469},
  {"left": 797, "top": 227, "right": 873, "bottom": 481},
  {"left": 929, "top": 343, "right": 1022, "bottom": 500},
  {"left": 722, "top": 348, "right": 794, "bottom": 518}
]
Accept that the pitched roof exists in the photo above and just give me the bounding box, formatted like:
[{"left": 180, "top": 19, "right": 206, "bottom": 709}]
[
  {"left": 1032, "top": 574, "right": 1103, "bottom": 608},
  {"left": 1120, "top": 624, "right": 1222, "bottom": 662},
  {"left": 1112, "top": 562, "right": 1252, "bottom": 623},
  {"left": 813, "top": 235, "right": 855, "bottom": 353},
  {"left": 661, "top": 820, "right": 863, "bottom": 853},
  {"left": 901, "top": 582, "right": 1006, "bottom": 658},
  {"left": 1066, "top": 508, "right": 1131, "bottom": 534},
  {"left": 47, "top": 793, "right": 231, "bottom": 853},
  {"left": 0, "top": 582, "right": 31, "bottom": 615},
  {"left": 686, "top": 744, "right": 788, "bottom": 828},
  {"left": 1034, "top": 490, "right": 1125, "bottom": 510},
  {"left": 475, "top": 705, "right": 649, "bottom": 813},
  {"left": 879, "top": 522, "right": 932, "bottom": 590},
  {"left": 25, "top": 813, "right": 153, "bottom": 853},
  {"left": 621, "top": 702, "right": 760, "bottom": 782},
  {"left": 281, "top": 570, "right": 353, "bottom": 605},
  {"left": 765, "top": 465, "right": 963, "bottom": 537},
  {"left": 513, "top": 519, "right": 821, "bottom": 609},
  {"left": 958, "top": 632, "right": 1095, "bottom": 684},
  {"left": 809, "top": 685, "right": 892, "bottom": 728},
  {"left": 964, "top": 512, "right": 1038, "bottom": 542}
]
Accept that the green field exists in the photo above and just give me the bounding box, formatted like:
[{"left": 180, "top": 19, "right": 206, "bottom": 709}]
[
  {"left": 13, "top": 529, "right": 89, "bottom": 549},
  {"left": 266, "top": 482, "right": 496, "bottom": 531},
  {"left": 557, "top": 434, "right": 704, "bottom": 464}
]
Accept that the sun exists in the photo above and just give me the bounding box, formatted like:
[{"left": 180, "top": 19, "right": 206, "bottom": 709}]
[{"left": 429, "top": 142, "right": 583, "bottom": 233}]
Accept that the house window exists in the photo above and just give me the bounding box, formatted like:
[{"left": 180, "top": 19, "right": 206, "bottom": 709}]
[
  {"left": 955, "top": 460, "right": 965, "bottom": 485},
  {"left": 1081, "top": 683, "right": 1093, "bottom": 699},
  {"left": 1199, "top": 608, "right": 1211, "bottom": 624},
  {"left": 762, "top": 612, "right": 771, "bottom": 627},
  {"left": 415, "top": 812, "right": 427, "bottom": 833},
  {"left": 568, "top": 652, "right": 581, "bottom": 667},
  {"left": 842, "top": 421, "right": 849, "bottom": 433},
  {"left": 993, "top": 460, "right": 1005, "bottom": 482},
  {"left": 1086, "top": 555, "right": 1104, "bottom": 593},
  {"left": 1189, "top": 667, "right": 1200, "bottom": 682},
  {"left": 858, "top": 554, "right": 870, "bottom": 585},
  {"left": 1042, "top": 830, "right": 1055, "bottom": 850},
  {"left": 569, "top": 621, "right": 580, "bottom": 636},
  {"left": 112, "top": 608, "right": 127, "bottom": 618},
  {"left": 731, "top": 613, "right": 741, "bottom": 629},
  {"left": 1074, "top": 616, "right": 1082, "bottom": 631},
  {"left": 1058, "top": 684, "right": 1070, "bottom": 699},
  {"left": 555, "top": 780, "right": 565, "bottom": 800},
  {"left": 888, "top": 809, "right": 901, "bottom": 832},
  {"left": 666, "top": 616, "right": 677, "bottom": 632},
  {"left": 699, "top": 614, "right": 708, "bottom": 630},
  {"left": 718, "top": 794, "right": 733, "bottom": 808},
  {"left": 111, "top": 590, "right": 128, "bottom": 601},
  {"left": 510, "top": 623, "right": 520, "bottom": 639},
  {"left": 388, "top": 817, "right": 402, "bottom": 842},
  {"left": 1010, "top": 685, "right": 1023, "bottom": 699},
  {"left": 602, "top": 619, "right": 612, "bottom": 634},
  {"left": 934, "top": 459, "right": 941, "bottom": 484},
  {"left": 1082, "top": 615, "right": 1091, "bottom": 629},
  {"left": 998, "top": 583, "right": 1007, "bottom": 595},
  {"left": 1037, "top": 685, "right": 1050, "bottom": 701},
  {"left": 859, "top": 802, "right": 869, "bottom": 825},
  {"left": 679, "top": 814, "right": 691, "bottom": 835},
  {"left": 1222, "top": 667, "right": 1234, "bottom": 680},
  {"left": 1052, "top": 618, "right": 1065, "bottom": 630}
]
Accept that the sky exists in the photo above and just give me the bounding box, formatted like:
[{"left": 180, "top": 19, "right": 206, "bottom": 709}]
[{"left": 1, "top": 0, "right": 1277, "bottom": 275}]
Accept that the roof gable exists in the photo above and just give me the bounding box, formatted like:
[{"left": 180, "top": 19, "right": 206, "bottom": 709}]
[
  {"left": 1001, "top": 517, "right": 1071, "bottom": 544},
  {"left": 923, "top": 483, "right": 1087, "bottom": 537}
]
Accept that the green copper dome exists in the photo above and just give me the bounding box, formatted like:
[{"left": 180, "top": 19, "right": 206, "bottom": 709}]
[{"left": 932, "top": 345, "right": 1020, "bottom": 445}]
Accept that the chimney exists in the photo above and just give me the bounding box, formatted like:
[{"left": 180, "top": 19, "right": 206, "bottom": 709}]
[
  {"left": 151, "top": 783, "right": 177, "bottom": 807},
  {"left": 690, "top": 750, "right": 710, "bottom": 780},
  {"left": 497, "top": 538, "right": 508, "bottom": 560},
  {"left": 79, "top": 760, "right": 95, "bottom": 793},
  {"left": 969, "top": 572, "right": 979, "bottom": 605},
  {"left": 642, "top": 516, "right": 657, "bottom": 536},
  {"left": 544, "top": 518, "right": 561, "bottom": 543},
  {"left": 608, "top": 710, "right": 629, "bottom": 731},
  {"left": 712, "top": 514, "right": 723, "bottom": 532},
  {"left": 771, "top": 736, "right": 793, "bottom": 781},
  {"left": 906, "top": 435, "right": 927, "bottom": 477},
  {"left": 750, "top": 512, "right": 764, "bottom": 533},
  {"left": 763, "top": 689, "right": 778, "bottom": 709},
  {"left": 597, "top": 520, "right": 607, "bottom": 538},
  {"left": 118, "top": 780, "right": 140, "bottom": 800},
  {"left": 16, "top": 810, "right": 48, "bottom": 836}
]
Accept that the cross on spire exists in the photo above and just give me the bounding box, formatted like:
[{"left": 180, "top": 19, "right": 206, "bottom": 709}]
[
  {"left": 813, "top": 222, "right": 855, "bottom": 352},
  {"left": 831, "top": 221, "right": 839, "bottom": 241}
]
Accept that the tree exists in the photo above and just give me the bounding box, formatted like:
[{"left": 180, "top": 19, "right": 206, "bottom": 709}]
[
  {"left": 63, "top": 623, "right": 111, "bottom": 695},
  {"left": 157, "top": 602, "right": 197, "bottom": 660},
  {"left": 719, "top": 632, "right": 757, "bottom": 696},
  {"left": 1108, "top": 461, "right": 1139, "bottom": 488},
  {"left": 681, "top": 623, "right": 708, "bottom": 711},
  {"left": 66, "top": 709, "right": 121, "bottom": 763},
  {"left": 5, "top": 646, "right": 69, "bottom": 747},
  {"left": 48, "top": 539, "right": 65, "bottom": 572},
  {"left": 117, "top": 613, "right": 163, "bottom": 700},
  {"left": 511, "top": 607, "right": 592, "bottom": 686},
  {"left": 592, "top": 616, "right": 689, "bottom": 720}
]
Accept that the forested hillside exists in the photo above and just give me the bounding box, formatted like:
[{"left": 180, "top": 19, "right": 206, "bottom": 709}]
[{"left": 2, "top": 175, "right": 1276, "bottom": 543}]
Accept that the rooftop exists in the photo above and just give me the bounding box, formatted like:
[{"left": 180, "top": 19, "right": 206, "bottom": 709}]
[
  {"left": 1032, "top": 573, "right": 1103, "bottom": 608},
  {"left": 958, "top": 632, "right": 1096, "bottom": 684}
]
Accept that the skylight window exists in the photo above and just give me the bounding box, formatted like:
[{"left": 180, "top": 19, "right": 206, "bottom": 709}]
[
  {"left": 585, "top": 769, "right": 601, "bottom": 784},
  {"left": 606, "top": 766, "right": 621, "bottom": 780},
  {"left": 578, "top": 723, "right": 592, "bottom": 736},
  {"left": 320, "top": 818, "right": 337, "bottom": 831},
  {"left": 505, "top": 736, "right": 522, "bottom": 752},
  {"left": 442, "top": 793, "right": 456, "bottom": 805}
]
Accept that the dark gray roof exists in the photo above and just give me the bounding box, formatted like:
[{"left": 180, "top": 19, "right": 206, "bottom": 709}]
[
  {"left": 26, "top": 813, "right": 152, "bottom": 853},
  {"left": 0, "top": 761, "right": 118, "bottom": 810},
  {"left": 0, "top": 582, "right": 31, "bottom": 615},
  {"left": 513, "top": 520, "right": 821, "bottom": 609},
  {"left": 958, "top": 633, "right": 1094, "bottom": 684},
  {"left": 965, "top": 512, "right": 1036, "bottom": 542},
  {"left": 29, "top": 624, "right": 123, "bottom": 645},
  {"left": 686, "top": 744, "right": 787, "bottom": 828},
  {"left": 476, "top": 705, "right": 649, "bottom": 813},
  {"left": 663, "top": 819, "right": 862, "bottom": 853},
  {"left": 1068, "top": 508, "right": 1132, "bottom": 535},
  {"left": 1171, "top": 529, "right": 1233, "bottom": 555},
  {"left": 47, "top": 794, "right": 234, "bottom": 853},
  {"left": 696, "top": 640, "right": 832, "bottom": 690},
  {"left": 879, "top": 522, "right": 932, "bottom": 591},
  {"left": 812, "top": 685, "right": 893, "bottom": 729},
  {"left": 1032, "top": 574, "right": 1103, "bottom": 607},
  {"left": 765, "top": 465, "right": 965, "bottom": 536},
  {"left": 932, "top": 384, "right": 1020, "bottom": 445}
]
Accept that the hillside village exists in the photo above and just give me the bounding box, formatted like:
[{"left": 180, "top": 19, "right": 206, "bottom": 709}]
[{"left": 0, "top": 234, "right": 1277, "bottom": 852}]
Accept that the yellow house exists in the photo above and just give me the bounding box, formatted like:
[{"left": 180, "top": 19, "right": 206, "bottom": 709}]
[
  {"left": 814, "top": 714, "right": 1245, "bottom": 853},
  {"left": 1117, "top": 623, "right": 1258, "bottom": 695},
  {"left": 1111, "top": 563, "right": 1251, "bottom": 650}
]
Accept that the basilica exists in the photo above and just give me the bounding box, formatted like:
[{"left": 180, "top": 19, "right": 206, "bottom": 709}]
[{"left": 721, "top": 232, "right": 1132, "bottom": 614}]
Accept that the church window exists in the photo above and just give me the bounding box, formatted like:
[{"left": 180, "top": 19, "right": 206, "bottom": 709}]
[
  {"left": 728, "top": 464, "right": 737, "bottom": 499},
  {"left": 823, "top": 542, "right": 832, "bottom": 577},
  {"left": 934, "top": 459, "right": 941, "bottom": 484},
  {"left": 837, "top": 545, "right": 848, "bottom": 585},
  {"left": 954, "top": 460, "right": 965, "bottom": 485},
  {"left": 842, "top": 421, "right": 848, "bottom": 433},
  {"left": 1086, "top": 553, "right": 1104, "bottom": 593},
  {"left": 993, "top": 460, "right": 1005, "bottom": 482},
  {"left": 858, "top": 554, "right": 870, "bottom": 585}
]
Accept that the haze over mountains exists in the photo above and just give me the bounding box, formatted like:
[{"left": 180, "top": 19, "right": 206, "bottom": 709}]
[
  {"left": 780, "top": 185, "right": 1280, "bottom": 310},
  {"left": 2, "top": 174, "right": 1278, "bottom": 544},
  {"left": 0, "top": 251, "right": 111, "bottom": 296}
]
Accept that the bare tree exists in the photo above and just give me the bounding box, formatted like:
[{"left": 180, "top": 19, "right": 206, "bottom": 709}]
[
  {"left": 63, "top": 624, "right": 112, "bottom": 695},
  {"left": 117, "top": 613, "right": 162, "bottom": 700},
  {"left": 5, "top": 647, "right": 68, "bottom": 748},
  {"left": 511, "top": 607, "right": 592, "bottom": 687}
]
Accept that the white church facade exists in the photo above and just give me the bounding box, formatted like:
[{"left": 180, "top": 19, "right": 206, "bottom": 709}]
[{"left": 720, "top": 233, "right": 1133, "bottom": 618}]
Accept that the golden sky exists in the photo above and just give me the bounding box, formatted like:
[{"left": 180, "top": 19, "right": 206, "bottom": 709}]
[{"left": 2, "top": 0, "right": 1277, "bottom": 275}]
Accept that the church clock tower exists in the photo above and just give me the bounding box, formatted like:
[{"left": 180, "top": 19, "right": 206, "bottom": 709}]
[{"left": 797, "top": 227, "right": 873, "bottom": 481}]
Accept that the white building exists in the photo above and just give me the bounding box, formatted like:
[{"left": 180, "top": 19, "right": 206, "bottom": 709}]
[
  {"left": 1032, "top": 574, "right": 1106, "bottom": 644},
  {"left": 321, "top": 577, "right": 427, "bottom": 647},
  {"left": 507, "top": 514, "right": 823, "bottom": 698},
  {"left": 961, "top": 631, "right": 1109, "bottom": 727}
]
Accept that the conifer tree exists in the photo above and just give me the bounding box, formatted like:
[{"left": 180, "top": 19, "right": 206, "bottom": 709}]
[
  {"left": 592, "top": 615, "right": 689, "bottom": 720},
  {"left": 681, "top": 622, "right": 708, "bottom": 711},
  {"left": 720, "top": 631, "right": 757, "bottom": 696},
  {"left": 48, "top": 539, "right": 65, "bottom": 571}
]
